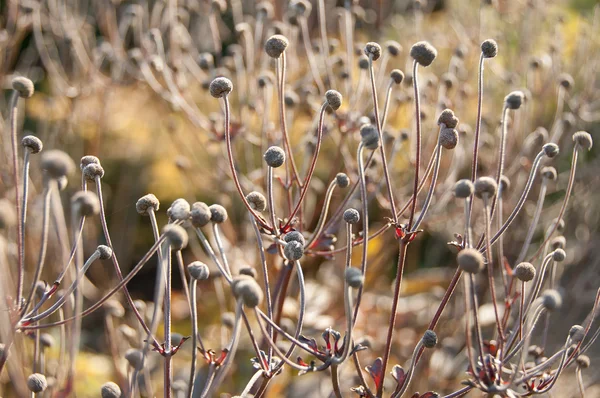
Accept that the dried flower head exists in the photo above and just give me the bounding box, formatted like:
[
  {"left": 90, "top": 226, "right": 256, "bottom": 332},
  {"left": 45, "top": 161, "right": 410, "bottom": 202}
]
[
  {"left": 125, "top": 348, "right": 144, "bottom": 369},
  {"left": 72, "top": 191, "right": 100, "bottom": 217},
  {"left": 422, "top": 330, "right": 438, "bottom": 348},
  {"left": 325, "top": 90, "right": 343, "bottom": 110},
  {"left": 385, "top": 40, "right": 402, "bottom": 56},
  {"left": 221, "top": 312, "right": 235, "bottom": 328},
  {"left": 499, "top": 175, "right": 511, "bottom": 192},
  {"left": 345, "top": 267, "right": 364, "bottom": 288},
  {"left": 191, "top": 202, "right": 211, "bottom": 227},
  {"left": 27, "top": 373, "right": 48, "bottom": 393},
  {"left": 80, "top": 155, "right": 100, "bottom": 170},
  {"left": 541, "top": 166, "right": 557, "bottom": 180},
  {"left": 284, "top": 240, "right": 304, "bottom": 261},
  {"left": 22, "top": 135, "right": 43, "bottom": 154},
  {"left": 573, "top": 131, "right": 593, "bottom": 150},
  {"left": 39, "top": 333, "right": 55, "bottom": 349},
  {"left": 101, "top": 381, "right": 122, "bottom": 398},
  {"left": 543, "top": 143, "right": 560, "bottom": 158},
  {"left": 336, "top": 173, "right": 350, "bottom": 188},
  {"left": 264, "top": 146, "right": 286, "bottom": 168},
  {"left": 198, "top": 53, "right": 214, "bottom": 70},
  {"left": 360, "top": 124, "right": 380, "bottom": 150},
  {"left": 437, "top": 109, "right": 459, "bottom": 129},
  {"left": 439, "top": 127, "right": 459, "bottom": 150},
  {"left": 390, "top": 69, "right": 404, "bottom": 85},
  {"left": 209, "top": 77, "right": 233, "bottom": 98},
  {"left": 246, "top": 191, "right": 267, "bottom": 212},
  {"left": 163, "top": 224, "right": 189, "bottom": 250},
  {"left": 188, "top": 261, "right": 210, "bottom": 280},
  {"left": 239, "top": 266, "right": 257, "bottom": 278},
  {"left": 168, "top": 198, "right": 191, "bottom": 221},
  {"left": 514, "top": 262, "right": 536, "bottom": 282},
  {"left": 558, "top": 73, "right": 574, "bottom": 90},
  {"left": 364, "top": 42, "right": 382, "bottom": 61},
  {"left": 505, "top": 91, "right": 525, "bottom": 110},
  {"left": 541, "top": 289, "right": 562, "bottom": 311},
  {"left": 474, "top": 177, "right": 498, "bottom": 199},
  {"left": 550, "top": 236, "right": 566, "bottom": 250},
  {"left": 265, "top": 35, "right": 289, "bottom": 58},
  {"left": 453, "top": 179, "right": 474, "bottom": 199},
  {"left": 457, "top": 248, "right": 485, "bottom": 274},
  {"left": 257, "top": 72, "right": 274, "bottom": 88},
  {"left": 209, "top": 204, "right": 228, "bottom": 224},
  {"left": 481, "top": 39, "right": 498, "bottom": 58},
  {"left": 136, "top": 194, "right": 160, "bottom": 216},
  {"left": 576, "top": 355, "right": 590, "bottom": 369},
  {"left": 552, "top": 248, "right": 566, "bottom": 262},
  {"left": 232, "top": 276, "right": 263, "bottom": 307},
  {"left": 284, "top": 231, "right": 306, "bottom": 246},
  {"left": 83, "top": 163, "right": 105, "bottom": 181},
  {"left": 343, "top": 208, "right": 360, "bottom": 224},
  {"left": 257, "top": 1, "right": 274, "bottom": 17},
  {"left": 410, "top": 41, "right": 437, "bottom": 67},
  {"left": 358, "top": 55, "right": 370, "bottom": 70},
  {"left": 569, "top": 325, "right": 585, "bottom": 343},
  {"left": 97, "top": 245, "right": 113, "bottom": 260},
  {"left": 12, "top": 76, "right": 35, "bottom": 98},
  {"left": 41, "top": 150, "right": 76, "bottom": 179}
]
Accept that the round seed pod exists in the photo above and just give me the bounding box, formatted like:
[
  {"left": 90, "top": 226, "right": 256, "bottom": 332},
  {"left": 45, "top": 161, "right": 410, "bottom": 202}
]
[
  {"left": 514, "top": 262, "right": 536, "bottom": 282},
  {"left": 284, "top": 240, "right": 304, "bottom": 261},
  {"left": 343, "top": 208, "right": 360, "bottom": 224},
  {"left": 541, "top": 166, "right": 557, "bottom": 180},
  {"left": 257, "top": 72, "right": 273, "bottom": 88},
  {"left": 499, "top": 176, "right": 511, "bottom": 193},
  {"left": 474, "top": 177, "right": 498, "bottom": 199},
  {"left": 104, "top": 300, "right": 125, "bottom": 318},
  {"left": 558, "top": 73, "right": 574, "bottom": 90},
  {"left": 97, "top": 245, "right": 113, "bottom": 260},
  {"left": 188, "top": 261, "right": 210, "bottom": 280},
  {"left": 232, "top": 276, "right": 263, "bottom": 307},
  {"left": 191, "top": 202, "right": 211, "bottom": 227},
  {"left": 481, "top": 39, "right": 498, "bottom": 58},
  {"left": 56, "top": 176, "right": 68, "bottom": 191},
  {"left": 529, "top": 57, "right": 541, "bottom": 69},
  {"left": 385, "top": 40, "right": 402, "bottom": 57},
  {"left": 284, "top": 231, "right": 306, "bottom": 246},
  {"left": 422, "top": 330, "right": 438, "bottom": 348},
  {"left": 336, "top": 173, "right": 350, "bottom": 188},
  {"left": 41, "top": 150, "right": 76, "bottom": 179},
  {"left": 246, "top": 192, "right": 267, "bottom": 212},
  {"left": 221, "top": 312, "right": 235, "bottom": 328},
  {"left": 209, "top": 204, "right": 228, "bottom": 224},
  {"left": 83, "top": 163, "right": 105, "bottom": 181},
  {"left": 364, "top": 42, "right": 382, "bottom": 61},
  {"left": 569, "top": 325, "right": 585, "bottom": 343},
  {"left": 101, "top": 382, "right": 122, "bottom": 398},
  {"left": 22, "top": 136, "right": 43, "bottom": 154},
  {"left": 136, "top": 194, "right": 160, "bottom": 216},
  {"left": 163, "top": 224, "right": 189, "bottom": 250},
  {"left": 198, "top": 53, "right": 214, "bottom": 70},
  {"left": 264, "top": 146, "right": 286, "bottom": 168},
  {"left": 265, "top": 35, "right": 288, "bottom": 58},
  {"left": 358, "top": 55, "right": 369, "bottom": 70},
  {"left": 72, "top": 191, "right": 100, "bottom": 217},
  {"left": 573, "top": 131, "right": 593, "bottom": 151},
  {"left": 552, "top": 248, "right": 566, "bottom": 262},
  {"left": 325, "top": 90, "right": 343, "bottom": 110},
  {"left": 550, "top": 236, "right": 566, "bottom": 250},
  {"left": 437, "top": 109, "right": 459, "bottom": 128},
  {"left": 576, "top": 355, "right": 590, "bottom": 369},
  {"left": 528, "top": 345, "right": 543, "bottom": 358},
  {"left": 80, "top": 155, "right": 100, "bottom": 170},
  {"left": 541, "top": 289, "right": 562, "bottom": 311},
  {"left": 441, "top": 73, "right": 457, "bottom": 89},
  {"left": 504, "top": 91, "right": 525, "bottom": 110},
  {"left": 543, "top": 143, "right": 559, "bottom": 158},
  {"left": 12, "top": 76, "right": 35, "bottom": 98},
  {"left": 390, "top": 69, "right": 404, "bottom": 85},
  {"left": 453, "top": 179, "right": 474, "bottom": 199},
  {"left": 410, "top": 41, "right": 437, "bottom": 67},
  {"left": 360, "top": 124, "right": 380, "bottom": 150},
  {"left": 209, "top": 77, "right": 233, "bottom": 98},
  {"left": 27, "top": 373, "right": 48, "bottom": 393},
  {"left": 284, "top": 90, "right": 300, "bottom": 107},
  {"left": 552, "top": 218, "right": 566, "bottom": 232},
  {"left": 257, "top": 1, "right": 274, "bottom": 18},
  {"left": 239, "top": 266, "right": 257, "bottom": 278},
  {"left": 290, "top": 0, "right": 312, "bottom": 16},
  {"left": 457, "top": 248, "right": 485, "bottom": 274},
  {"left": 125, "top": 348, "right": 143, "bottom": 369},
  {"left": 439, "top": 127, "right": 459, "bottom": 150},
  {"left": 168, "top": 198, "right": 191, "bottom": 222},
  {"left": 344, "top": 267, "right": 364, "bottom": 288},
  {"left": 39, "top": 333, "right": 55, "bottom": 349}
]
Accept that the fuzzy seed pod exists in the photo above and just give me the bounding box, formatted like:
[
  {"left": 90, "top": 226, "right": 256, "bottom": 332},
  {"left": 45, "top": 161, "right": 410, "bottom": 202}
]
[
  {"left": 284, "top": 90, "right": 300, "bottom": 107},
  {"left": 358, "top": 55, "right": 369, "bottom": 70},
  {"left": 385, "top": 40, "right": 402, "bottom": 57},
  {"left": 284, "top": 240, "right": 304, "bottom": 261},
  {"left": 198, "top": 53, "right": 214, "bottom": 70},
  {"left": 576, "top": 355, "right": 590, "bottom": 369},
  {"left": 56, "top": 176, "right": 68, "bottom": 191},
  {"left": 325, "top": 90, "right": 343, "bottom": 110},
  {"left": 22, "top": 136, "right": 43, "bottom": 154},
  {"left": 541, "top": 166, "right": 557, "bottom": 180},
  {"left": 284, "top": 231, "right": 306, "bottom": 246},
  {"left": 246, "top": 192, "right": 267, "bottom": 212},
  {"left": 104, "top": 300, "right": 125, "bottom": 317},
  {"left": 136, "top": 194, "right": 160, "bottom": 216},
  {"left": 550, "top": 236, "right": 566, "bottom": 250},
  {"left": 264, "top": 146, "right": 286, "bottom": 168},
  {"left": 364, "top": 42, "right": 382, "bottom": 61},
  {"left": 168, "top": 198, "right": 191, "bottom": 221},
  {"left": 552, "top": 218, "right": 565, "bottom": 232},
  {"left": 41, "top": 150, "right": 76, "bottom": 179},
  {"left": 437, "top": 109, "right": 459, "bottom": 128},
  {"left": 558, "top": 73, "right": 574, "bottom": 90},
  {"left": 453, "top": 179, "right": 474, "bottom": 199},
  {"left": 410, "top": 41, "right": 437, "bottom": 67},
  {"left": 39, "top": 333, "right": 55, "bottom": 349},
  {"left": 290, "top": 0, "right": 312, "bottom": 16},
  {"left": 221, "top": 312, "right": 235, "bottom": 328},
  {"left": 257, "top": 72, "right": 273, "bottom": 88},
  {"left": 569, "top": 325, "right": 585, "bottom": 343},
  {"left": 257, "top": 1, "right": 274, "bottom": 18},
  {"left": 390, "top": 69, "right": 404, "bottom": 85},
  {"left": 265, "top": 35, "right": 289, "bottom": 58},
  {"left": 12, "top": 77, "right": 35, "bottom": 98},
  {"left": 422, "top": 330, "right": 438, "bottom": 348},
  {"left": 457, "top": 248, "right": 485, "bottom": 274},
  {"left": 499, "top": 176, "right": 511, "bottom": 192},
  {"left": 552, "top": 249, "right": 566, "bottom": 262},
  {"left": 163, "top": 224, "right": 188, "bottom": 250},
  {"left": 514, "top": 262, "right": 536, "bottom": 282},
  {"left": 188, "top": 261, "right": 210, "bottom": 280},
  {"left": 239, "top": 266, "right": 257, "bottom": 278},
  {"left": 97, "top": 245, "right": 113, "bottom": 260},
  {"left": 441, "top": 73, "right": 457, "bottom": 89},
  {"left": 541, "top": 289, "right": 562, "bottom": 311},
  {"left": 504, "top": 91, "right": 525, "bottom": 110},
  {"left": 360, "top": 124, "right": 380, "bottom": 150},
  {"left": 343, "top": 208, "right": 360, "bottom": 224},
  {"left": 101, "top": 382, "right": 122, "bottom": 398},
  {"left": 439, "top": 127, "right": 459, "bottom": 150},
  {"left": 80, "top": 155, "right": 100, "bottom": 170},
  {"left": 480, "top": 39, "right": 498, "bottom": 58},
  {"left": 190, "top": 202, "right": 211, "bottom": 227},
  {"left": 474, "top": 177, "right": 498, "bottom": 199},
  {"left": 125, "top": 348, "right": 143, "bottom": 369},
  {"left": 72, "top": 191, "right": 100, "bottom": 217},
  {"left": 209, "top": 77, "right": 233, "bottom": 98},
  {"left": 344, "top": 267, "right": 364, "bottom": 288},
  {"left": 83, "top": 163, "right": 105, "bottom": 181},
  {"left": 209, "top": 204, "right": 228, "bottom": 224},
  {"left": 335, "top": 173, "right": 350, "bottom": 188},
  {"left": 232, "top": 276, "right": 263, "bottom": 308},
  {"left": 27, "top": 373, "right": 47, "bottom": 393},
  {"left": 573, "top": 131, "right": 593, "bottom": 150},
  {"left": 543, "top": 143, "right": 559, "bottom": 158}
]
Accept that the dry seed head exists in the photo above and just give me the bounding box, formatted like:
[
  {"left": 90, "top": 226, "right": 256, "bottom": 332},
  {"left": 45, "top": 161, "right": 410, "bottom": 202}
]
[
  {"left": 257, "top": 1, "right": 274, "bottom": 18},
  {"left": 336, "top": 173, "right": 350, "bottom": 188},
  {"left": 39, "top": 333, "right": 55, "bottom": 349},
  {"left": 12, "top": 76, "right": 35, "bottom": 98},
  {"left": 209, "top": 204, "right": 228, "bottom": 223},
  {"left": 358, "top": 55, "right": 370, "bottom": 70},
  {"left": 211, "top": 0, "right": 227, "bottom": 13},
  {"left": 499, "top": 175, "right": 511, "bottom": 192},
  {"left": 437, "top": 109, "right": 459, "bottom": 129},
  {"left": 265, "top": 35, "right": 289, "bottom": 58},
  {"left": 239, "top": 266, "right": 257, "bottom": 278},
  {"left": 97, "top": 245, "right": 113, "bottom": 260},
  {"left": 209, "top": 77, "right": 233, "bottom": 98},
  {"left": 246, "top": 191, "right": 267, "bottom": 212},
  {"left": 551, "top": 236, "right": 566, "bottom": 250},
  {"left": 284, "top": 240, "right": 304, "bottom": 261},
  {"left": 552, "top": 248, "right": 566, "bottom": 262},
  {"left": 22, "top": 135, "right": 43, "bottom": 154},
  {"left": 101, "top": 382, "right": 122, "bottom": 398},
  {"left": 569, "top": 325, "right": 585, "bottom": 343},
  {"left": 360, "top": 124, "right": 380, "bottom": 150},
  {"left": 325, "top": 90, "right": 343, "bottom": 110},
  {"left": 198, "top": 53, "right": 214, "bottom": 70},
  {"left": 290, "top": 0, "right": 312, "bottom": 16},
  {"left": 264, "top": 146, "right": 286, "bottom": 168},
  {"left": 514, "top": 262, "right": 536, "bottom": 282},
  {"left": 284, "top": 90, "right": 300, "bottom": 107},
  {"left": 576, "top": 355, "right": 590, "bottom": 369},
  {"left": 439, "top": 127, "right": 459, "bottom": 150},
  {"left": 453, "top": 179, "right": 474, "bottom": 199},
  {"left": 573, "top": 131, "right": 593, "bottom": 151},
  {"left": 505, "top": 91, "right": 525, "bottom": 110},
  {"left": 80, "top": 155, "right": 100, "bottom": 170},
  {"left": 27, "top": 373, "right": 47, "bottom": 393},
  {"left": 541, "top": 166, "right": 557, "bottom": 180},
  {"left": 364, "top": 42, "right": 382, "bottom": 61},
  {"left": 257, "top": 72, "right": 274, "bottom": 88},
  {"left": 136, "top": 194, "right": 159, "bottom": 216},
  {"left": 232, "top": 276, "right": 263, "bottom": 307},
  {"left": 385, "top": 40, "right": 402, "bottom": 56},
  {"left": 343, "top": 208, "right": 360, "bottom": 224},
  {"left": 474, "top": 176, "right": 498, "bottom": 199},
  {"left": 558, "top": 73, "right": 574, "bottom": 90},
  {"left": 83, "top": 163, "right": 105, "bottom": 181},
  {"left": 284, "top": 231, "right": 306, "bottom": 246},
  {"left": 125, "top": 348, "right": 143, "bottom": 369},
  {"left": 543, "top": 143, "right": 560, "bottom": 158},
  {"left": 541, "top": 289, "right": 562, "bottom": 311},
  {"left": 168, "top": 198, "right": 191, "bottom": 221},
  {"left": 41, "top": 150, "right": 76, "bottom": 179},
  {"left": 188, "top": 261, "right": 210, "bottom": 280},
  {"left": 441, "top": 73, "right": 457, "bottom": 89},
  {"left": 104, "top": 300, "right": 125, "bottom": 317},
  {"left": 72, "top": 191, "right": 100, "bottom": 217},
  {"left": 345, "top": 267, "right": 364, "bottom": 288},
  {"left": 390, "top": 69, "right": 404, "bottom": 85},
  {"left": 221, "top": 312, "right": 235, "bottom": 328},
  {"left": 457, "top": 248, "right": 485, "bottom": 274},
  {"left": 481, "top": 39, "right": 498, "bottom": 58},
  {"left": 56, "top": 175, "right": 68, "bottom": 191},
  {"left": 410, "top": 41, "right": 437, "bottom": 67},
  {"left": 552, "top": 218, "right": 565, "bottom": 232},
  {"left": 422, "top": 330, "right": 438, "bottom": 348},
  {"left": 163, "top": 224, "right": 188, "bottom": 250},
  {"left": 191, "top": 202, "right": 211, "bottom": 227}
]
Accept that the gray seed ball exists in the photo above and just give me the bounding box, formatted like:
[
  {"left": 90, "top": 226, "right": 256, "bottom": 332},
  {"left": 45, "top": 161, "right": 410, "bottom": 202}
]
[
  {"left": 390, "top": 69, "right": 404, "bottom": 85},
  {"left": 437, "top": 109, "right": 459, "bottom": 129},
  {"left": 410, "top": 41, "right": 437, "bottom": 67},
  {"left": 198, "top": 53, "right": 214, "bottom": 70},
  {"left": 284, "top": 231, "right": 306, "bottom": 246},
  {"left": 22, "top": 135, "right": 43, "bottom": 154},
  {"left": 364, "top": 42, "right": 382, "bottom": 61},
  {"left": 543, "top": 143, "right": 560, "bottom": 158},
  {"left": 550, "top": 236, "right": 566, "bottom": 250},
  {"left": 453, "top": 179, "right": 474, "bottom": 199},
  {"left": 97, "top": 245, "right": 113, "bottom": 260},
  {"left": 124, "top": 348, "right": 143, "bottom": 369},
  {"left": 358, "top": 55, "right": 370, "bottom": 70},
  {"left": 343, "top": 208, "right": 360, "bottom": 224},
  {"left": 325, "top": 90, "right": 343, "bottom": 110},
  {"left": 422, "top": 330, "right": 438, "bottom": 348},
  {"left": 541, "top": 166, "right": 557, "bottom": 180},
  {"left": 246, "top": 191, "right": 267, "bottom": 212},
  {"left": 385, "top": 40, "right": 402, "bottom": 56},
  {"left": 552, "top": 248, "right": 566, "bottom": 262},
  {"left": 209, "top": 77, "right": 233, "bottom": 98},
  {"left": 481, "top": 39, "right": 498, "bottom": 58},
  {"left": 221, "top": 312, "right": 235, "bottom": 328},
  {"left": 499, "top": 175, "right": 511, "bottom": 192},
  {"left": 439, "top": 127, "right": 459, "bottom": 150},
  {"left": 514, "top": 262, "right": 536, "bottom": 282},
  {"left": 284, "top": 240, "right": 304, "bottom": 261},
  {"left": 336, "top": 173, "right": 350, "bottom": 188},
  {"left": 232, "top": 276, "right": 263, "bottom": 308},
  {"left": 163, "top": 224, "right": 188, "bottom": 250},
  {"left": 188, "top": 261, "right": 210, "bottom": 280},
  {"left": 168, "top": 198, "right": 191, "bottom": 221},
  {"left": 265, "top": 35, "right": 289, "bottom": 58},
  {"left": 209, "top": 204, "right": 228, "bottom": 224},
  {"left": 41, "top": 150, "right": 76, "bottom": 179},
  {"left": 80, "top": 155, "right": 100, "bottom": 170},
  {"left": 541, "top": 289, "right": 562, "bottom": 311},
  {"left": 101, "top": 381, "right": 122, "bottom": 398},
  {"left": 136, "top": 194, "right": 160, "bottom": 216},
  {"left": 191, "top": 202, "right": 211, "bottom": 227},
  {"left": 39, "top": 333, "right": 55, "bottom": 349},
  {"left": 12, "top": 76, "right": 35, "bottom": 98},
  {"left": 457, "top": 248, "right": 485, "bottom": 274},
  {"left": 576, "top": 355, "right": 590, "bottom": 369},
  {"left": 264, "top": 146, "right": 286, "bottom": 168},
  {"left": 573, "top": 131, "right": 593, "bottom": 151},
  {"left": 27, "top": 373, "right": 48, "bottom": 393},
  {"left": 72, "top": 191, "right": 100, "bottom": 217},
  {"left": 474, "top": 177, "right": 498, "bottom": 199},
  {"left": 360, "top": 124, "right": 380, "bottom": 150},
  {"left": 239, "top": 266, "right": 257, "bottom": 278},
  {"left": 505, "top": 91, "right": 525, "bottom": 110},
  {"left": 569, "top": 325, "right": 585, "bottom": 343},
  {"left": 257, "top": 1, "right": 274, "bottom": 17},
  {"left": 558, "top": 73, "right": 574, "bottom": 90},
  {"left": 83, "top": 163, "right": 105, "bottom": 181},
  {"left": 344, "top": 267, "right": 364, "bottom": 288}
]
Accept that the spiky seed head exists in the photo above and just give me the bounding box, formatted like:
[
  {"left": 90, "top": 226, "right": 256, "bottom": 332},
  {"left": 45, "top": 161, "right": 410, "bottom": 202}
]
[
  {"left": 390, "top": 69, "right": 404, "bottom": 85},
  {"left": 552, "top": 248, "right": 566, "bottom": 262},
  {"left": 80, "top": 155, "right": 100, "bottom": 170},
  {"left": 39, "top": 333, "right": 55, "bottom": 349},
  {"left": 551, "top": 236, "right": 566, "bottom": 250},
  {"left": 209, "top": 204, "right": 228, "bottom": 224},
  {"left": 239, "top": 266, "right": 257, "bottom": 278},
  {"left": 364, "top": 42, "right": 382, "bottom": 61},
  {"left": 437, "top": 109, "right": 459, "bottom": 128},
  {"left": 336, "top": 173, "right": 350, "bottom": 188},
  {"left": 136, "top": 194, "right": 159, "bottom": 216},
  {"left": 190, "top": 202, "right": 211, "bottom": 227},
  {"left": 541, "top": 166, "right": 557, "bottom": 180},
  {"left": 284, "top": 231, "right": 306, "bottom": 246},
  {"left": 221, "top": 312, "right": 235, "bottom": 328},
  {"left": 27, "top": 373, "right": 48, "bottom": 393},
  {"left": 12, "top": 76, "right": 35, "bottom": 98},
  {"left": 481, "top": 39, "right": 498, "bottom": 58},
  {"left": 439, "top": 127, "right": 459, "bottom": 150},
  {"left": 543, "top": 143, "right": 560, "bottom": 158},
  {"left": 209, "top": 77, "right": 233, "bottom": 98},
  {"left": 385, "top": 40, "right": 402, "bottom": 56},
  {"left": 576, "top": 355, "right": 590, "bottom": 369},
  {"left": 124, "top": 348, "right": 143, "bottom": 369},
  {"left": 360, "top": 124, "right": 380, "bottom": 150},
  {"left": 72, "top": 191, "right": 100, "bottom": 217},
  {"left": 422, "top": 330, "right": 438, "bottom": 348},
  {"left": 541, "top": 289, "right": 562, "bottom": 311},
  {"left": 457, "top": 248, "right": 485, "bottom": 274},
  {"left": 83, "top": 163, "right": 105, "bottom": 181},
  {"left": 168, "top": 198, "right": 191, "bottom": 221},
  {"left": 265, "top": 35, "right": 289, "bottom": 58},
  {"left": 344, "top": 267, "right": 364, "bottom": 288},
  {"left": 41, "top": 150, "right": 76, "bottom": 179},
  {"left": 22, "top": 136, "right": 43, "bottom": 154},
  {"left": 499, "top": 175, "right": 511, "bottom": 192},
  {"left": 163, "top": 224, "right": 188, "bottom": 250},
  {"left": 284, "top": 240, "right": 304, "bottom": 261},
  {"left": 198, "top": 53, "right": 214, "bottom": 70},
  {"left": 558, "top": 73, "right": 574, "bottom": 90},
  {"left": 264, "top": 146, "right": 286, "bottom": 168},
  {"left": 325, "top": 90, "right": 343, "bottom": 110},
  {"left": 410, "top": 41, "right": 437, "bottom": 67},
  {"left": 343, "top": 208, "right": 360, "bottom": 224},
  {"left": 504, "top": 91, "right": 525, "bottom": 110},
  {"left": 453, "top": 179, "right": 474, "bottom": 199},
  {"left": 188, "top": 261, "right": 210, "bottom": 280},
  {"left": 100, "top": 381, "right": 122, "bottom": 398},
  {"left": 232, "top": 276, "right": 263, "bottom": 307},
  {"left": 97, "top": 245, "right": 113, "bottom": 260},
  {"left": 569, "top": 325, "right": 585, "bottom": 343},
  {"left": 573, "top": 131, "right": 593, "bottom": 150},
  {"left": 474, "top": 177, "right": 498, "bottom": 199},
  {"left": 358, "top": 55, "right": 370, "bottom": 69},
  {"left": 246, "top": 191, "right": 267, "bottom": 212},
  {"left": 514, "top": 262, "right": 536, "bottom": 282}
]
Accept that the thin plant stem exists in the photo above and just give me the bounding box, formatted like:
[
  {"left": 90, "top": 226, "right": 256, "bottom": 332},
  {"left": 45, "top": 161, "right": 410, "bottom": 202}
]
[
  {"left": 408, "top": 60, "right": 422, "bottom": 230},
  {"left": 299, "top": 17, "right": 325, "bottom": 94},
  {"left": 9, "top": 91, "right": 24, "bottom": 306}
]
